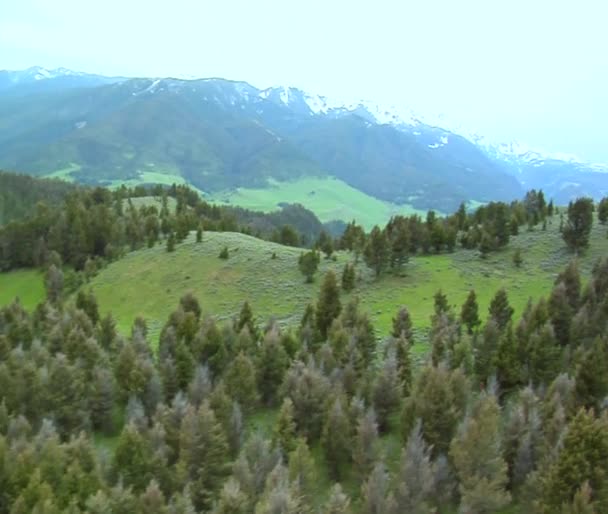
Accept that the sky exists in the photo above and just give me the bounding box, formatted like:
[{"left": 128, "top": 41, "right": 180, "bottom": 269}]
[{"left": 1, "top": 0, "right": 607, "bottom": 161}]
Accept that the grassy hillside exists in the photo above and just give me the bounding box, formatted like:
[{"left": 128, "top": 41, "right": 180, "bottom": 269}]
[
  {"left": 209, "top": 177, "right": 428, "bottom": 229},
  {"left": 0, "top": 269, "right": 45, "bottom": 310},
  {"left": 82, "top": 214, "right": 608, "bottom": 346}
]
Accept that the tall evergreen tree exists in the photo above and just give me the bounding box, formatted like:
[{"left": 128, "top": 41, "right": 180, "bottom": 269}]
[
  {"left": 315, "top": 271, "right": 342, "bottom": 339},
  {"left": 322, "top": 395, "right": 352, "bottom": 480},
  {"left": 562, "top": 198, "right": 594, "bottom": 253},
  {"left": 488, "top": 288, "right": 514, "bottom": 330},
  {"left": 364, "top": 226, "right": 389, "bottom": 278},
  {"left": 298, "top": 250, "right": 320, "bottom": 283},
  {"left": 391, "top": 306, "right": 413, "bottom": 340},
  {"left": 450, "top": 392, "right": 511, "bottom": 514},
  {"left": 461, "top": 290, "right": 481, "bottom": 334}
]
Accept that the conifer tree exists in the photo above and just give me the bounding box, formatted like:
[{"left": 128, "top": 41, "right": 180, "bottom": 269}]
[
  {"left": 542, "top": 409, "right": 608, "bottom": 512},
  {"left": 360, "top": 462, "right": 395, "bottom": 514},
  {"left": 214, "top": 478, "right": 249, "bottom": 514},
  {"left": 112, "top": 424, "right": 155, "bottom": 493},
  {"left": 494, "top": 324, "right": 523, "bottom": 395},
  {"left": 323, "top": 484, "right": 352, "bottom": 514},
  {"left": 364, "top": 226, "right": 389, "bottom": 278},
  {"left": 341, "top": 263, "right": 356, "bottom": 291},
  {"left": 489, "top": 288, "right": 514, "bottom": 330},
  {"left": 528, "top": 323, "right": 562, "bottom": 387},
  {"left": 461, "top": 290, "right": 481, "bottom": 334},
  {"left": 322, "top": 396, "right": 352, "bottom": 480},
  {"left": 513, "top": 248, "right": 524, "bottom": 268},
  {"left": 393, "top": 420, "right": 435, "bottom": 514},
  {"left": 316, "top": 271, "right": 342, "bottom": 339},
  {"left": 44, "top": 265, "right": 64, "bottom": 304},
  {"left": 450, "top": 392, "right": 511, "bottom": 514},
  {"left": 196, "top": 226, "right": 203, "bottom": 243},
  {"left": 391, "top": 306, "right": 413, "bottom": 340},
  {"left": 257, "top": 330, "right": 289, "bottom": 406},
  {"left": 575, "top": 337, "right": 608, "bottom": 410},
  {"left": 287, "top": 438, "right": 316, "bottom": 503},
  {"left": 224, "top": 351, "right": 259, "bottom": 412},
  {"left": 298, "top": 250, "right": 320, "bottom": 283},
  {"left": 166, "top": 232, "right": 175, "bottom": 253},
  {"left": 562, "top": 198, "right": 594, "bottom": 253},
  {"left": 177, "top": 402, "right": 230, "bottom": 511},
  {"left": 371, "top": 350, "right": 402, "bottom": 432},
  {"left": 317, "top": 230, "right": 334, "bottom": 259},
  {"left": 273, "top": 398, "right": 298, "bottom": 455},
  {"left": 598, "top": 197, "right": 608, "bottom": 225},
  {"left": 352, "top": 408, "right": 379, "bottom": 482},
  {"left": 556, "top": 260, "right": 582, "bottom": 311},
  {"left": 433, "top": 289, "right": 450, "bottom": 317}
]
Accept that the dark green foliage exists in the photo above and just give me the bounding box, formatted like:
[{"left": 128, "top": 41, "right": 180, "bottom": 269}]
[
  {"left": 315, "top": 271, "right": 342, "bottom": 339},
  {"left": 598, "top": 197, "right": 608, "bottom": 224},
  {"left": 275, "top": 225, "right": 300, "bottom": 247},
  {"left": 44, "top": 265, "right": 64, "bottom": 304},
  {"left": 528, "top": 323, "right": 562, "bottom": 387},
  {"left": 364, "top": 226, "right": 389, "bottom": 278},
  {"left": 433, "top": 289, "right": 450, "bottom": 317},
  {"left": 224, "top": 352, "right": 259, "bottom": 411},
  {"left": 494, "top": 324, "right": 523, "bottom": 395},
  {"left": 450, "top": 392, "right": 511, "bottom": 513},
  {"left": 322, "top": 395, "right": 352, "bottom": 480},
  {"left": 298, "top": 249, "right": 320, "bottom": 283},
  {"left": 341, "top": 262, "right": 356, "bottom": 291},
  {"left": 219, "top": 246, "right": 229, "bottom": 259},
  {"left": 372, "top": 351, "right": 402, "bottom": 433},
  {"left": 488, "top": 288, "right": 514, "bottom": 330},
  {"left": 562, "top": 198, "right": 594, "bottom": 253},
  {"left": 575, "top": 337, "right": 608, "bottom": 410},
  {"left": 461, "top": 290, "right": 481, "bottom": 334},
  {"left": 177, "top": 402, "right": 230, "bottom": 511},
  {"left": 166, "top": 232, "right": 175, "bottom": 253},
  {"left": 317, "top": 230, "right": 334, "bottom": 259},
  {"left": 391, "top": 306, "right": 413, "bottom": 340},
  {"left": 541, "top": 409, "right": 608, "bottom": 513},
  {"left": 272, "top": 398, "right": 298, "bottom": 455},
  {"left": 513, "top": 247, "right": 523, "bottom": 268}
]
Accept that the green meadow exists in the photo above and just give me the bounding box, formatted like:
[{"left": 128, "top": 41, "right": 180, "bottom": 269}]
[
  {"left": 81, "top": 214, "right": 608, "bottom": 347},
  {"left": 209, "top": 177, "right": 428, "bottom": 229}
]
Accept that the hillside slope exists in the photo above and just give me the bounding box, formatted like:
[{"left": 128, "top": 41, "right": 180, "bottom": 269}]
[{"left": 79, "top": 215, "right": 608, "bottom": 343}]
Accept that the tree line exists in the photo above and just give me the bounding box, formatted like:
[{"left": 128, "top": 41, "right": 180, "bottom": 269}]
[{"left": 1, "top": 254, "right": 608, "bottom": 512}]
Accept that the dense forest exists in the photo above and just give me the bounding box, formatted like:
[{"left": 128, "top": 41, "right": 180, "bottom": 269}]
[
  {"left": 1, "top": 173, "right": 608, "bottom": 513},
  {"left": 1, "top": 255, "right": 608, "bottom": 513}
]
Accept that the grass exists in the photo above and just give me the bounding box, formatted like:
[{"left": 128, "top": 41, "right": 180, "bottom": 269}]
[
  {"left": 122, "top": 195, "right": 178, "bottom": 213},
  {"left": 0, "top": 269, "right": 44, "bottom": 311},
  {"left": 82, "top": 214, "right": 608, "bottom": 348},
  {"left": 107, "top": 169, "right": 193, "bottom": 189},
  {"left": 43, "top": 163, "right": 81, "bottom": 182},
  {"left": 209, "top": 177, "right": 429, "bottom": 229}
]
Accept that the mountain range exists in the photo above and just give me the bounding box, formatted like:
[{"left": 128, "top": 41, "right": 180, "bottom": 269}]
[{"left": 1, "top": 66, "right": 606, "bottom": 215}]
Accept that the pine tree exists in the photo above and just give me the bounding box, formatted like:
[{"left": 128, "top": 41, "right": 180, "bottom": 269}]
[
  {"left": 219, "top": 246, "right": 229, "bottom": 259},
  {"left": 450, "top": 392, "right": 511, "bottom": 514},
  {"left": 391, "top": 306, "right": 413, "bottom": 340},
  {"left": 575, "top": 337, "right": 608, "bottom": 410},
  {"left": 390, "top": 224, "right": 410, "bottom": 272},
  {"left": 474, "top": 319, "right": 500, "bottom": 384},
  {"left": 323, "top": 484, "right": 352, "bottom": 514},
  {"left": 177, "top": 402, "right": 230, "bottom": 511},
  {"left": 402, "top": 365, "right": 468, "bottom": 456},
  {"left": 360, "top": 462, "right": 394, "bottom": 514},
  {"left": 433, "top": 289, "right": 450, "bottom": 317},
  {"left": 214, "top": 478, "right": 250, "bottom": 514},
  {"left": 528, "top": 323, "right": 562, "bottom": 387},
  {"left": 166, "top": 232, "right": 175, "bottom": 253},
  {"left": 563, "top": 198, "right": 594, "bottom": 253},
  {"left": 44, "top": 265, "right": 64, "bottom": 304},
  {"left": 549, "top": 283, "right": 573, "bottom": 347},
  {"left": 322, "top": 396, "right": 352, "bottom": 480},
  {"left": 224, "top": 351, "right": 259, "bottom": 412},
  {"left": 341, "top": 263, "right": 356, "bottom": 291},
  {"left": 364, "top": 226, "right": 389, "bottom": 278},
  {"left": 298, "top": 250, "right": 320, "bottom": 283},
  {"left": 488, "top": 288, "right": 514, "bottom": 330},
  {"left": 257, "top": 330, "right": 289, "bottom": 406},
  {"left": 112, "top": 424, "right": 155, "bottom": 493},
  {"left": 273, "top": 398, "right": 298, "bottom": 455},
  {"left": 494, "top": 324, "right": 523, "bottom": 395},
  {"left": 352, "top": 408, "right": 379, "bottom": 482},
  {"left": 542, "top": 409, "right": 608, "bottom": 513},
  {"left": 317, "top": 230, "right": 334, "bottom": 259},
  {"left": 393, "top": 420, "right": 434, "bottom": 514},
  {"left": 461, "top": 290, "right": 481, "bottom": 334},
  {"left": 598, "top": 197, "right": 608, "bottom": 225},
  {"left": 513, "top": 248, "right": 524, "bottom": 268},
  {"left": 556, "top": 260, "right": 582, "bottom": 311},
  {"left": 287, "top": 438, "right": 316, "bottom": 503},
  {"left": 90, "top": 366, "right": 115, "bottom": 435},
  {"left": 371, "top": 350, "right": 402, "bottom": 432},
  {"left": 316, "top": 271, "right": 342, "bottom": 339},
  {"left": 236, "top": 301, "right": 257, "bottom": 340}
]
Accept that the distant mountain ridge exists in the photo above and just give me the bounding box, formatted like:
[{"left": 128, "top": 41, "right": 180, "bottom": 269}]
[{"left": 0, "top": 66, "right": 605, "bottom": 211}]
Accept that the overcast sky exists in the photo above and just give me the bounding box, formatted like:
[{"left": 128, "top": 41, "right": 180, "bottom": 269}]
[{"left": 1, "top": 0, "right": 606, "bottom": 161}]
